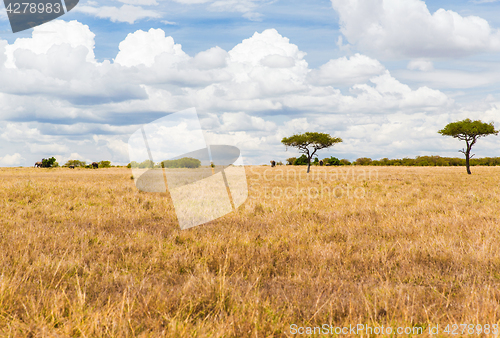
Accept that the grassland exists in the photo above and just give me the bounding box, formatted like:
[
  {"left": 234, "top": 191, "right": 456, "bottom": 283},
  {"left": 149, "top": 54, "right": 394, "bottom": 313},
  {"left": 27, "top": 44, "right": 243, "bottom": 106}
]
[{"left": 0, "top": 166, "right": 500, "bottom": 337}]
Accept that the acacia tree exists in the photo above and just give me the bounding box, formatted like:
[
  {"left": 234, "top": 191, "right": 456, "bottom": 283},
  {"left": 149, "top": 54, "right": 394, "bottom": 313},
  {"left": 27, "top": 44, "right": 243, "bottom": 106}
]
[
  {"left": 281, "top": 132, "right": 342, "bottom": 173},
  {"left": 438, "top": 119, "right": 498, "bottom": 175}
]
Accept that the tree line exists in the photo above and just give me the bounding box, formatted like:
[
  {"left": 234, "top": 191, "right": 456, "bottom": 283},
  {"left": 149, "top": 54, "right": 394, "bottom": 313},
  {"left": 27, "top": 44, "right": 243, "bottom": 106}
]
[
  {"left": 281, "top": 155, "right": 500, "bottom": 167},
  {"left": 35, "top": 159, "right": 115, "bottom": 168},
  {"left": 281, "top": 119, "right": 499, "bottom": 174},
  {"left": 127, "top": 157, "right": 202, "bottom": 169}
]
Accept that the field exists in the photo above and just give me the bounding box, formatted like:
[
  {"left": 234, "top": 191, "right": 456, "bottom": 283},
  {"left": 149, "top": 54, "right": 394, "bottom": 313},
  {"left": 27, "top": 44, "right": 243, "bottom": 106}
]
[{"left": 1, "top": 166, "right": 500, "bottom": 337}]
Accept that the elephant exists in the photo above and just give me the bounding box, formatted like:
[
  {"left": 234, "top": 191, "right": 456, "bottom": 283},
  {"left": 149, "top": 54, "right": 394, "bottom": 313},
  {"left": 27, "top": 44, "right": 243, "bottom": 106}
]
[
  {"left": 34, "top": 161, "right": 42, "bottom": 168},
  {"left": 91, "top": 162, "right": 99, "bottom": 169},
  {"left": 69, "top": 165, "right": 75, "bottom": 169},
  {"left": 319, "top": 160, "right": 324, "bottom": 166},
  {"left": 270, "top": 160, "right": 276, "bottom": 167}
]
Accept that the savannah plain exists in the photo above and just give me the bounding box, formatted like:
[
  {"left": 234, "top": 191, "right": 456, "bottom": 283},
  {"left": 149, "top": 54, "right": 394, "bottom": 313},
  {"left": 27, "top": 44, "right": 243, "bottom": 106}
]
[{"left": 0, "top": 165, "right": 500, "bottom": 337}]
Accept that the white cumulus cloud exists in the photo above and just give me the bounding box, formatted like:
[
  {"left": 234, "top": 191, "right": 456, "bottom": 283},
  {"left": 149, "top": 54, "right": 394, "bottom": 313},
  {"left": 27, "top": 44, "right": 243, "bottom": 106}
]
[
  {"left": 75, "top": 4, "right": 161, "bottom": 24},
  {"left": 331, "top": 0, "right": 500, "bottom": 58},
  {"left": 115, "top": 28, "right": 188, "bottom": 67},
  {"left": 0, "top": 153, "right": 24, "bottom": 166},
  {"left": 4, "top": 20, "right": 96, "bottom": 67},
  {"left": 0, "top": 22, "right": 477, "bottom": 166},
  {"left": 308, "top": 53, "right": 386, "bottom": 87}
]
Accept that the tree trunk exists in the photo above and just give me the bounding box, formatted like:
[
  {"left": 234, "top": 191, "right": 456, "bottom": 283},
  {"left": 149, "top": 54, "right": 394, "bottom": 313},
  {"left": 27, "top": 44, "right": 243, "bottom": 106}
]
[
  {"left": 465, "top": 144, "right": 471, "bottom": 175},
  {"left": 307, "top": 161, "right": 311, "bottom": 173}
]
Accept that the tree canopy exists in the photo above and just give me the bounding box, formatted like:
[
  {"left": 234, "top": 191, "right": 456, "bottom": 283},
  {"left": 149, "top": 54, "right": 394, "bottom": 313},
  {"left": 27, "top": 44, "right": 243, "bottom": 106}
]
[
  {"left": 438, "top": 119, "right": 498, "bottom": 174},
  {"left": 438, "top": 119, "right": 498, "bottom": 141},
  {"left": 64, "top": 160, "right": 86, "bottom": 167},
  {"left": 41, "top": 157, "right": 58, "bottom": 168},
  {"left": 281, "top": 132, "right": 342, "bottom": 173}
]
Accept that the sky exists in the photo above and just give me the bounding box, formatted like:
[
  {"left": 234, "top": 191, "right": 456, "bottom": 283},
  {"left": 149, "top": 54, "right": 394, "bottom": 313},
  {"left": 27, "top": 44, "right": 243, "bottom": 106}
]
[{"left": 1, "top": 0, "right": 500, "bottom": 166}]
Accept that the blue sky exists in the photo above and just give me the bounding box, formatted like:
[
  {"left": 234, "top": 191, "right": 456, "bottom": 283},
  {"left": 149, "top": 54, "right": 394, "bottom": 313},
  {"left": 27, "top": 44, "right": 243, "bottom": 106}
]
[{"left": 1, "top": 0, "right": 500, "bottom": 166}]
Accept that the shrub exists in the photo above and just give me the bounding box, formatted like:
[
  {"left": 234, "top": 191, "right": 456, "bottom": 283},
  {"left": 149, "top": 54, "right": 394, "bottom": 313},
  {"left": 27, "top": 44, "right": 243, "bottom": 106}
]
[
  {"left": 98, "top": 161, "right": 112, "bottom": 168},
  {"left": 323, "top": 156, "right": 341, "bottom": 166},
  {"left": 162, "top": 157, "right": 201, "bottom": 169},
  {"left": 41, "top": 157, "right": 57, "bottom": 168},
  {"left": 293, "top": 155, "right": 309, "bottom": 165},
  {"left": 64, "top": 160, "right": 86, "bottom": 167},
  {"left": 340, "top": 159, "right": 351, "bottom": 165},
  {"left": 355, "top": 157, "right": 372, "bottom": 166},
  {"left": 286, "top": 157, "right": 296, "bottom": 165}
]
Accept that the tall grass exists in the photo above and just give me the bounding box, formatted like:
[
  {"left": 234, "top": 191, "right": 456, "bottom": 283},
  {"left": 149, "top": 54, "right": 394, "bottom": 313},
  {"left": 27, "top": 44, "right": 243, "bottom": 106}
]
[{"left": 0, "top": 166, "right": 499, "bottom": 336}]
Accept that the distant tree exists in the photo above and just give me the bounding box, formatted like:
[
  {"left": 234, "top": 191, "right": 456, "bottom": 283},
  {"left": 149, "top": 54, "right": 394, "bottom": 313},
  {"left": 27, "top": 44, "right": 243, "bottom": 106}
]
[
  {"left": 438, "top": 119, "right": 498, "bottom": 174},
  {"left": 276, "top": 161, "right": 284, "bottom": 166},
  {"left": 324, "top": 156, "right": 341, "bottom": 166},
  {"left": 313, "top": 157, "right": 319, "bottom": 166},
  {"left": 162, "top": 157, "right": 201, "bottom": 169},
  {"left": 286, "top": 157, "right": 296, "bottom": 165},
  {"left": 64, "top": 160, "right": 86, "bottom": 167},
  {"left": 98, "top": 160, "right": 112, "bottom": 168},
  {"left": 355, "top": 157, "right": 372, "bottom": 166},
  {"left": 41, "top": 157, "right": 57, "bottom": 168},
  {"left": 127, "top": 160, "right": 155, "bottom": 168},
  {"left": 282, "top": 132, "right": 343, "bottom": 173},
  {"left": 293, "top": 155, "right": 309, "bottom": 165},
  {"left": 340, "top": 159, "right": 351, "bottom": 166}
]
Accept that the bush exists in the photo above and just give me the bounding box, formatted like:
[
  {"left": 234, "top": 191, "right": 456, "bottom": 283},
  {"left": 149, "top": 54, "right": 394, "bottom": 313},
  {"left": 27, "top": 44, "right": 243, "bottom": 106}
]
[
  {"left": 293, "top": 155, "right": 309, "bottom": 166},
  {"left": 340, "top": 159, "right": 351, "bottom": 165},
  {"left": 162, "top": 157, "right": 201, "bottom": 169},
  {"left": 286, "top": 157, "right": 296, "bottom": 165},
  {"left": 41, "top": 157, "right": 57, "bottom": 168},
  {"left": 99, "top": 160, "right": 112, "bottom": 168},
  {"left": 128, "top": 160, "right": 156, "bottom": 169},
  {"left": 276, "top": 161, "right": 283, "bottom": 166},
  {"left": 323, "top": 156, "right": 341, "bottom": 166},
  {"left": 355, "top": 157, "right": 372, "bottom": 166},
  {"left": 339, "top": 156, "right": 500, "bottom": 166},
  {"left": 64, "top": 160, "right": 86, "bottom": 167}
]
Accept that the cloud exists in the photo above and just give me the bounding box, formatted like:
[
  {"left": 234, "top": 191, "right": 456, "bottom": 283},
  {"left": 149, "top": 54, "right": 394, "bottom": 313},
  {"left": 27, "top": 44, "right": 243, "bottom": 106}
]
[
  {"left": 407, "top": 60, "right": 434, "bottom": 72},
  {"left": 331, "top": 0, "right": 500, "bottom": 58},
  {"left": 0, "top": 8, "right": 7, "bottom": 21},
  {"left": 0, "top": 153, "right": 24, "bottom": 166},
  {"left": 307, "top": 53, "right": 386, "bottom": 87},
  {"left": 29, "top": 143, "right": 69, "bottom": 154},
  {"left": 260, "top": 55, "right": 295, "bottom": 68},
  {"left": 394, "top": 68, "right": 500, "bottom": 89},
  {"left": 117, "top": 0, "right": 159, "bottom": 5},
  {"left": 4, "top": 20, "right": 96, "bottom": 67},
  {"left": 171, "top": 0, "right": 264, "bottom": 20},
  {"left": 1, "top": 123, "right": 43, "bottom": 143},
  {"left": 218, "top": 112, "right": 277, "bottom": 131},
  {"left": 0, "top": 22, "right": 477, "bottom": 166},
  {"left": 172, "top": 0, "right": 211, "bottom": 3},
  {"left": 115, "top": 28, "right": 188, "bottom": 67},
  {"left": 75, "top": 4, "right": 161, "bottom": 24},
  {"left": 192, "top": 47, "right": 228, "bottom": 69}
]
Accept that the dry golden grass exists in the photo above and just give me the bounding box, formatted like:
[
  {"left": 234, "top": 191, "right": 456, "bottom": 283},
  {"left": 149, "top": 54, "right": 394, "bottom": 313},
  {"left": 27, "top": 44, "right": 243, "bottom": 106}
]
[{"left": 0, "top": 166, "right": 500, "bottom": 337}]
